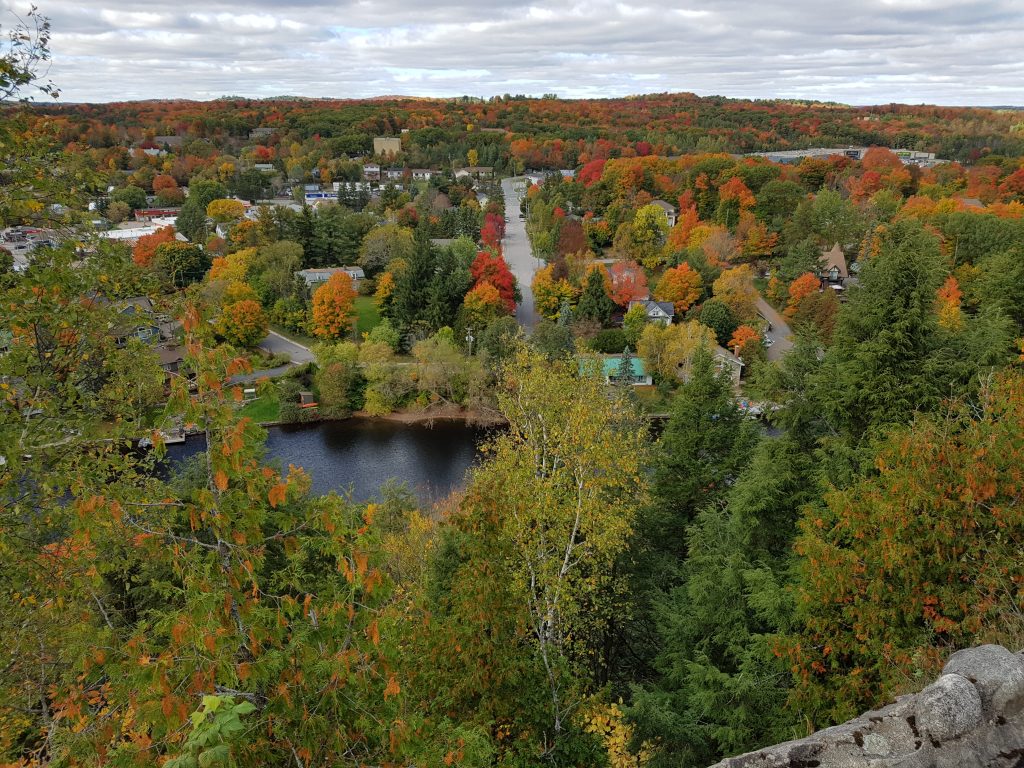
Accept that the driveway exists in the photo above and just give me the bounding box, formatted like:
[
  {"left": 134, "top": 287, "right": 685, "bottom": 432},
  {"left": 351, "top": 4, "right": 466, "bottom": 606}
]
[
  {"left": 259, "top": 329, "right": 315, "bottom": 364},
  {"left": 755, "top": 296, "right": 794, "bottom": 362},
  {"left": 501, "top": 177, "right": 544, "bottom": 329}
]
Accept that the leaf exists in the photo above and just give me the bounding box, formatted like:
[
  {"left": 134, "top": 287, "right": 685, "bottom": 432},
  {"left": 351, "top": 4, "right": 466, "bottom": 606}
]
[
  {"left": 383, "top": 675, "right": 401, "bottom": 700},
  {"left": 213, "top": 470, "right": 228, "bottom": 491},
  {"left": 268, "top": 483, "right": 287, "bottom": 508}
]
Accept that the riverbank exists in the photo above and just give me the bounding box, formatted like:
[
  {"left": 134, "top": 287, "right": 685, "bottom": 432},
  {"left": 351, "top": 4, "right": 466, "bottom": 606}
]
[{"left": 352, "top": 403, "right": 507, "bottom": 428}]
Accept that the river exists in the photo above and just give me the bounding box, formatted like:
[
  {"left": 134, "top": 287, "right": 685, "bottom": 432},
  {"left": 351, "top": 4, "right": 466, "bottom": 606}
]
[{"left": 165, "top": 418, "right": 492, "bottom": 502}]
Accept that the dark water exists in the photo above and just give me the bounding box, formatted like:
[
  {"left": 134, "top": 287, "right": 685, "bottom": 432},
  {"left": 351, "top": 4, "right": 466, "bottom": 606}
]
[{"left": 165, "top": 418, "right": 491, "bottom": 502}]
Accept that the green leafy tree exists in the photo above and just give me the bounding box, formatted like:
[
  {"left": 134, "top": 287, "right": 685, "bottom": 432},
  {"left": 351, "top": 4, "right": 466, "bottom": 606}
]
[
  {"left": 110, "top": 185, "right": 147, "bottom": 211},
  {"left": 695, "top": 299, "right": 737, "bottom": 346},
  {"left": 155, "top": 240, "right": 209, "bottom": 288},
  {"left": 358, "top": 223, "right": 415, "bottom": 277},
  {"left": 313, "top": 341, "right": 365, "bottom": 417}
]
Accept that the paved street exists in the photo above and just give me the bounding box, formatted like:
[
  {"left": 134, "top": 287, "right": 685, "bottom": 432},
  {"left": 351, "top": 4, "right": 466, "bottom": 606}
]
[
  {"left": 501, "top": 177, "right": 544, "bottom": 329},
  {"left": 259, "top": 329, "right": 315, "bottom": 364},
  {"left": 755, "top": 296, "right": 794, "bottom": 362}
]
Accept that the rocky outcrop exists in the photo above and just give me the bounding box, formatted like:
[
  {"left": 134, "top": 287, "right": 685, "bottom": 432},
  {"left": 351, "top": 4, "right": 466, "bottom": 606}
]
[{"left": 709, "top": 644, "right": 1024, "bottom": 768}]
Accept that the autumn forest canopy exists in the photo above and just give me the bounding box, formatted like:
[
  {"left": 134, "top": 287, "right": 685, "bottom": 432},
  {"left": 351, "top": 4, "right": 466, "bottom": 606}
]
[{"left": 3, "top": 8, "right": 1024, "bottom": 768}]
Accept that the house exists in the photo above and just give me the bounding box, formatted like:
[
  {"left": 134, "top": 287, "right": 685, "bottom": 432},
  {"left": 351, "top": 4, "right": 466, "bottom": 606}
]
[
  {"left": 110, "top": 297, "right": 162, "bottom": 346},
  {"left": 650, "top": 199, "right": 677, "bottom": 228},
  {"left": 296, "top": 266, "right": 364, "bottom": 289},
  {"left": 819, "top": 243, "right": 849, "bottom": 292},
  {"left": 153, "top": 135, "right": 184, "bottom": 150},
  {"left": 580, "top": 355, "right": 653, "bottom": 386},
  {"left": 627, "top": 299, "right": 675, "bottom": 326},
  {"left": 712, "top": 345, "right": 744, "bottom": 387},
  {"left": 156, "top": 342, "right": 186, "bottom": 374},
  {"left": 249, "top": 127, "right": 273, "bottom": 140},
  {"left": 363, "top": 163, "right": 381, "bottom": 181},
  {"left": 253, "top": 163, "right": 275, "bottom": 173},
  {"left": 410, "top": 168, "right": 434, "bottom": 182},
  {"left": 373, "top": 137, "right": 402, "bottom": 157},
  {"left": 385, "top": 168, "right": 405, "bottom": 181},
  {"left": 675, "top": 345, "right": 744, "bottom": 387},
  {"left": 455, "top": 166, "right": 494, "bottom": 180}
]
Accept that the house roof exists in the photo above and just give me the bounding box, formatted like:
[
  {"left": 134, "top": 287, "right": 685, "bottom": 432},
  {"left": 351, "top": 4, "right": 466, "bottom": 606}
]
[
  {"left": 628, "top": 299, "right": 675, "bottom": 318},
  {"left": 713, "top": 345, "right": 744, "bottom": 369},
  {"left": 650, "top": 199, "right": 676, "bottom": 214},
  {"left": 821, "top": 243, "right": 848, "bottom": 279},
  {"left": 579, "top": 355, "right": 647, "bottom": 380}
]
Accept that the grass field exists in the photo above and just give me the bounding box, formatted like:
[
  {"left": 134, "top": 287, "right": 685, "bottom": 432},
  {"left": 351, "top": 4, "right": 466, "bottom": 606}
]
[
  {"left": 239, "top": 392, "right": 281, "bottom": 423},
  {"left": 354, "top": 296, "right": 381, "bottom": 338}
]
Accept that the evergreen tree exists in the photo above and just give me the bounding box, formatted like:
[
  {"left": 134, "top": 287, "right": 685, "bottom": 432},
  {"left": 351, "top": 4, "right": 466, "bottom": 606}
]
[
  {"left": 630, "top": 436, "right": 813, "bottom": 767},
  {"left": 576, "top": 268, "right": 615, "bottom": 325}
]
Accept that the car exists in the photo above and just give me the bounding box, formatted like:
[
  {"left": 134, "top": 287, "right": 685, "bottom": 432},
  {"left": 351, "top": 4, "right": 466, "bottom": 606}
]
[
  {"left": 518, "top": 213, "right": 525, "bottom": 219},
  {"left": 764, "top": 337, "right": 775, "bottom": 347}
]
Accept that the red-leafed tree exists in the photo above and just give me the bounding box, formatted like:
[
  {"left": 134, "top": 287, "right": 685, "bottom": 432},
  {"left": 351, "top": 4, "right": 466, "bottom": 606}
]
[
  {"left": 481, "top": 212, "right": 505, "bottom": 248},
  {"left": 131, "top": 225, "right": 177, "bottom": 267},
  {"left": 608, "top": 260, "right": 650, "bottom": 307},
  {"left": 470, "top": 251, "right": 517, "bottom": 312}
]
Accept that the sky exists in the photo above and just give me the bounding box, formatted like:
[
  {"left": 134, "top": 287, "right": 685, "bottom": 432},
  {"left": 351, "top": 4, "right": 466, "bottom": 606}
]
[{"left": 4, "top": 0, "right": 1024, "bottom": 106}]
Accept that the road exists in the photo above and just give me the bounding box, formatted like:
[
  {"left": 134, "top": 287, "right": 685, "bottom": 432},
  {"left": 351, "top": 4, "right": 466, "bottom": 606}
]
[
  {"left": 501, "top": 177, "right": 544, "bottom": 329},
  {"left": 258, "top": 329, "right": 315, "bottom": 364},
  {"left": 755, "top": 296, "right": 794, "bottom": 362}
]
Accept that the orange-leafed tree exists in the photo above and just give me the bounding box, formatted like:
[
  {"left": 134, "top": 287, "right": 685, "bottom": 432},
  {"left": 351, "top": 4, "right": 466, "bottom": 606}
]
[
  {"left": 935, "top": 275, "right": 963, "bottom": 330},
  {"left": 654, "top": 262, "right": 703, "bottom": 315},
  {"left": 728, "top": 324, "right": 761, "bottom": 362},
  {"left": 311, "top": 272, "right": 357, "bottom": 338},
  {"left": 217, "top": 298, "right": 267, "bottom": 348},
  {"left": 533, "top": 263, "right": 577, "bottom": 319},
  {"left": 790, "top": 371, "right": 1024, "bottom": 727},
  {"left": 608, "top": 260, "right": 650, "bottom": 307},
  {"left": 131, "top": 225, "right": 176, "bottom": 267},
  {"left": 785, "top": 272, "right": 821, "bottom": 317}
]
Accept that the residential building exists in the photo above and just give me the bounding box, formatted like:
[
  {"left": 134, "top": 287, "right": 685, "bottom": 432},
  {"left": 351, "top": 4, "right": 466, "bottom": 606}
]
[
  {"left": 249, "top": 127, "right": 273, "bottom": 140},
  {"left": 296, "top": 266, "right": 364, "bottom": 289},
  {"left": 627, "top": 299, "right": 675, "bottom": 326},
  {"left": 410, "top": 168, "right": 434, "bottom": 181},
  {"left": 363, "top": 163, "right": 381, "bottom": 181},
  {"left": 580, "top": 355, "right": 653, "bottom": 386},
  {"left": 650, "top": 199, "right": 677, "bottom": 227},
  {"left": 455, "top": 166, "right": 495, "bottom": 179},
  {"left": 819, "top": 243, "right": 852, "bottom": 294}
]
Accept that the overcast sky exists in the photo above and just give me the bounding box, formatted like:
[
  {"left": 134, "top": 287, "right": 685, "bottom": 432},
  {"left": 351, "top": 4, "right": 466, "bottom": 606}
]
[{"left": 4, "top": 0, "right": 1023, "bottom": 106}]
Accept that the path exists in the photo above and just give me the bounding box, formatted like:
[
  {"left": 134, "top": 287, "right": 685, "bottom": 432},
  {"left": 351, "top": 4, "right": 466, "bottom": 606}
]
[
  {"left": 755, "top": 296, "right": 794, "bottom": 362},
  {"left": 501, "top": 176, "right": 544, "bottom": 329},
  {"left": 259, "top": 329, "right": 315, "bottom": 364},
  {"left": 227, "top": 330, "right": 315, "bottom": 384}
]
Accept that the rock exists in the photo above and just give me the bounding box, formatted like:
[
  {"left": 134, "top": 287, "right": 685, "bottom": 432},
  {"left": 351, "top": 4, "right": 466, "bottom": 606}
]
[
  {"left": 943, "top": 644, "right": 1024, "bottom": 715},
  {"left": 916, "top": 673, "right": 982, "bottom": 741}
]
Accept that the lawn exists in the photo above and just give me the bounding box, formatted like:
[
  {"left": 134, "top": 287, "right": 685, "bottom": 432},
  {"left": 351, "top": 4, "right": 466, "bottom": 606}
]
[
  {"left": 239, "top": 393, "right": 281, "bottom": 423},
  {"left": 354, "top": 296, "right": 381, "bottom": 338}
]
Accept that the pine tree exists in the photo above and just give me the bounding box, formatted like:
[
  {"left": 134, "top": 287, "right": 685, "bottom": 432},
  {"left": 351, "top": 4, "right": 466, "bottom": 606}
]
[{"left": 576, "top": 267, "right": 615, "bottom": 325}]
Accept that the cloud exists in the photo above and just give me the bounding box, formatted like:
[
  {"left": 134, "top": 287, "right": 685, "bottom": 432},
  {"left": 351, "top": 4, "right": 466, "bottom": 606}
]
[{"left": 2, "top": 0, "right": 1021, "bottom": 104}]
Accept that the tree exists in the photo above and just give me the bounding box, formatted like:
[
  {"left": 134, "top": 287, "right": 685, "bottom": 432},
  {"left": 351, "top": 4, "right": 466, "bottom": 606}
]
[
  {"left": 206, "top": 198, "right": 245, "bottom": 223},
  {"left": 654, "top": 263, "right": 703, "bottom": 314},
  {"left": 105, "top": 200, "right": 131, "bottom": 223},
  {"left": 313, "top": 341, "right": 364, "bottom": 417},
  {"left": 697, "top": 299, "right": 738, "bottom": 346},
  {"left": 110, "top": 185, "right": 147, "bottom": 211},
  {"left": 632, "top": 436, "right": 810, "bottom": 767},
  {"left": 530, "top": 319, "right": 575, "bottom": 361},
  {"left": 132, "top": 225, "right": 177, "bottom": 267},
  {"left": 311, "top": 271, "right": 357, "bottom": 338},
  {"left": 576, "top": 265, "right": 615, "bottom": 325},
  {"left": 358, "top": 223, "right": 415, "bottom": 277},
  {"left": 461, "top": 281, "right": 506, "bottom": 330},
  {"left": 711, "top": 264, "right": 757, "bottom": 322},
  {"left": 608, "top": 260, "right": 649, "bottom": 307},
  {"left": 217, "top": 299, "right": 267, "bottom": 347},
  {"left": 533, "top": 264, "right": 577, "bottom": 319},
  {"left": 248, "top": 240, "right": 303, "bottom": 306},
  {"left": 784, "top": 272, "right": 820, "bottom": 318},
  {"left": 630, "top": 204, "right": 670, "bottom": 269},
  {"left": 637, "top": 320, "right": 718, "bottom": 381},
  {"left": 729, "top": 324, "right": 761, "bottom": 360},
  {"left": 622, "top": 303, "right": 648, "bottom": 348},
  {"left": 155, "top": 240, "right": 208, "bottom": 288},
  {"left": 470, "top": 250, "right": 517, "bottom": 313},
  {"left": 791, "top": 371, "right": 1024, "bottom": 727},
  {"left": 98, "top": 338, "right": 167, "bottom": 424},
  {"left": 935, "top": 275, "right": 963, "bottom": 331},
  {"left": 468, "top": 347, "right": 649, "bottom": 745}
]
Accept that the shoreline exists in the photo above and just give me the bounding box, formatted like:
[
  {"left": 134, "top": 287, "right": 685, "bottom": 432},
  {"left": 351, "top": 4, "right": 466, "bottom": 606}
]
[{"left": 259, "top": 404, "right": 507, "bottom": 429}]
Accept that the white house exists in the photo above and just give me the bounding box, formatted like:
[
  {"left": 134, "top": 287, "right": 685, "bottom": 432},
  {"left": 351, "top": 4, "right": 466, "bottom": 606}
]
[
  {"left": 627, "top": 299, "right": 675, "bottom": 326},
  {"left": 650, "top": 199, "right": 677, "bottom": 228}
]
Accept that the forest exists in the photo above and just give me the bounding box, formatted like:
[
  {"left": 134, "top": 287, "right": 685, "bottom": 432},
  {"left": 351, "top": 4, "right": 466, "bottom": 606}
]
[{"left": 2, "top": 9, "right": 1024, "bottom": 768}]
